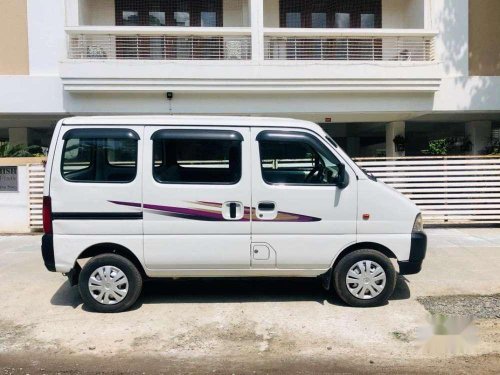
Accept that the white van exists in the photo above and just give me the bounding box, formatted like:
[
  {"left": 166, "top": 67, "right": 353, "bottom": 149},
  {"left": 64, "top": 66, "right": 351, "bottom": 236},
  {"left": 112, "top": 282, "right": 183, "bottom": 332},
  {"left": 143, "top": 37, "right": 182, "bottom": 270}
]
[{"left": 42, "top": 116, "right": 426, "bottom": 312}]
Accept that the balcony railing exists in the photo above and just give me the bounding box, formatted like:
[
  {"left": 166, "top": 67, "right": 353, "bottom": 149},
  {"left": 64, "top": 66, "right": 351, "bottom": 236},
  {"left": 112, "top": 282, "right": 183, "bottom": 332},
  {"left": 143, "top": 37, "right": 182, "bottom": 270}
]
[
  {"left": 66, "top": 27, "right": 437, "bottom": 63},
  {"left": 264, "top": 29, "right": 437, "bottom": 62},
  {"left": 67, "top": 27, "right": 252, "bottom": 61}
]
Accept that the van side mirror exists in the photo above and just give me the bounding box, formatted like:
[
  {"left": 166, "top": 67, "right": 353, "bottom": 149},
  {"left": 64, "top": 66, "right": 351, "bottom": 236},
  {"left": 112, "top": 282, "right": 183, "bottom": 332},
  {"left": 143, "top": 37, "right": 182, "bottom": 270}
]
[{"left": 335, "top": 163, "right": 349, "bottom": 189}]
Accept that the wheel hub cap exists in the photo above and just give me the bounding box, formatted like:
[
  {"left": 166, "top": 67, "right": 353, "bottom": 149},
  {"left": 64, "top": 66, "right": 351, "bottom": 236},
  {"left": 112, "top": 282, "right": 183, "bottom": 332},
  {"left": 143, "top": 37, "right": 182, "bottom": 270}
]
[
  {"left": 88, "top": 266, "right": 129, "bottom": 305},
  {"left": 346, "top": 260, "right": 386, "bottom": 300}
]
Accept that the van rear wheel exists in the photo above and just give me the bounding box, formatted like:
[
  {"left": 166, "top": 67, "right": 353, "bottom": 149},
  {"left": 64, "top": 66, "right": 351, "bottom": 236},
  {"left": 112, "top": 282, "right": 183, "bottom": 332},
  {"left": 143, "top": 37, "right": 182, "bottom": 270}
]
[
  {"left": 78, "top": 254, "right": 143, "bottom": 313},
  {"left": 333, "top": 249, "right": 396, "bottom": 307}
]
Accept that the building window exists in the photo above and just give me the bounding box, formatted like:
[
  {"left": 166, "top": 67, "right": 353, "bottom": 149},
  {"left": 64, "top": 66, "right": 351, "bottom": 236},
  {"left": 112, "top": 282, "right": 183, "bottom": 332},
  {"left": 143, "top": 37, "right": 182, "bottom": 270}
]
[
  {"left": 361, "top": 13, "right": 375, "bottom": 28},
  {"left": 285, "top": 12, "right": 302, "bottom": 28},
  {"left": 311, "top": 12, "right": 327, "bottom": 28},
  {"left": 122, "top": 11, "right": 139, "bottom": 26},
  {"left": 334, "top": 13, "right": 350, "bottom": 28},
  {"left": 201, "top": 11, "right": 217, "bottom": 27},
  {"left": 149, "top": 11, "right": 166, "bottom": 26},
  {"left": 174, "top": 11, "right": 190, "bottom": 26}
]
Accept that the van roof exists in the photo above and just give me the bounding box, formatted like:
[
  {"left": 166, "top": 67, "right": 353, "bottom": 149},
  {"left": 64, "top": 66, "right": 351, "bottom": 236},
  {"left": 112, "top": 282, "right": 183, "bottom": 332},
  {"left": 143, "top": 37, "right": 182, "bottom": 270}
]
[{"left": 62, "top": 116, "right": 323, "bottom": 132}]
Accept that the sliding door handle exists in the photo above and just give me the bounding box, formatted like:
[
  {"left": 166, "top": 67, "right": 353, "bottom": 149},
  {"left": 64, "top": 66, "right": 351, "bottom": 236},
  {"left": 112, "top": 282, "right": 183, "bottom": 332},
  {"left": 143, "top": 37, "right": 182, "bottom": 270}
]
[{"left": 258, "top": 202, "right": 276, "bottom": 211}]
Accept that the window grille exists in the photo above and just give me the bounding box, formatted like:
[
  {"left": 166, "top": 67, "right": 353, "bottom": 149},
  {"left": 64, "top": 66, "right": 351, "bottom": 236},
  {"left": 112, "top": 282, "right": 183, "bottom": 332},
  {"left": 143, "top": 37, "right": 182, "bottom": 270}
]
[
  {"left": 278, "top": 0, "right": 382, "bottom": 29},
  {"left": 114, "top": 0, "right": 249, "bottom": 27}
]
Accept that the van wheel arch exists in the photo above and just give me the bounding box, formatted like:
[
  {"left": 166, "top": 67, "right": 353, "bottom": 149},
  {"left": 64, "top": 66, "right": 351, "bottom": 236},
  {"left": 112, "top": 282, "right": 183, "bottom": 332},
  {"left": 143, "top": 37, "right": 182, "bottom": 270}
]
[
  {"left": 320, "top": 242, "right": 397, "bottom": 290},
  {"left": 69, "top": 243, "right": 146, "bottom": 285}
]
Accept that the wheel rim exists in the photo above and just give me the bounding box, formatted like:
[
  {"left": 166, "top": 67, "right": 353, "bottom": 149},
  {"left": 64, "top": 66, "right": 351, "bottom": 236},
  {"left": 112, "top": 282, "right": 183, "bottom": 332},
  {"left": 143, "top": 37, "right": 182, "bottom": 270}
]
[
  {"left": 88, "top": 265, "right": 129, "bottom": 305},
  {"left": 346, "top": 260, "right": 386, "bottom": 300}
]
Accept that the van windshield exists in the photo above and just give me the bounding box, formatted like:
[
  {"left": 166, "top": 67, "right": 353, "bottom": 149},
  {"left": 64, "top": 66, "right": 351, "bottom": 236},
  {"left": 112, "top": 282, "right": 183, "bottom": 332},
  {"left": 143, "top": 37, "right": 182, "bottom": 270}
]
[
  {"left": 325, "top": 135, "right": 338, "bottom": 148},
  {"left": 323, "top": 132, "right": 376, "bottom": 181}
]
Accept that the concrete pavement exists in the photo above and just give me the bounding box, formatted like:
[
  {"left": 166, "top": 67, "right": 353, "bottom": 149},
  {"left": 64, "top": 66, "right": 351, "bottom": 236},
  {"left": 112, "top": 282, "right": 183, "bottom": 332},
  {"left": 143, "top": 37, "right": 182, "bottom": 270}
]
[{"left": 0, "top": 228, "right": 499, "bottom": 374}]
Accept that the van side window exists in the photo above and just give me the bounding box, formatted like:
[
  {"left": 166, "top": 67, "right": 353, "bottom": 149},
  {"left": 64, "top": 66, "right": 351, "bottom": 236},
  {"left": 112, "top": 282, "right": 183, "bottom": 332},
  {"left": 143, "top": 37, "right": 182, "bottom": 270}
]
[
  {"left": 62, "top": 136, "right": 138, "bottom": 183},
  {"left": 259, "top": 139, "right": 340, "bottom": 185},
  {"left": 153, "top": 138, "right": 242, "bottom": 185}
]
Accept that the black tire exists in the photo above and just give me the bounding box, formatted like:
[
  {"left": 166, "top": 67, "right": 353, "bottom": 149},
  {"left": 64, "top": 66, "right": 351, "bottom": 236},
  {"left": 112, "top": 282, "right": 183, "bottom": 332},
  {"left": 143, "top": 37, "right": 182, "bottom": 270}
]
[
  {"left": 333, "top": 249, "right": 396, "bottom": 308},
  {"left": 78, "top": 253, "right": 143, "bottom": 313}
]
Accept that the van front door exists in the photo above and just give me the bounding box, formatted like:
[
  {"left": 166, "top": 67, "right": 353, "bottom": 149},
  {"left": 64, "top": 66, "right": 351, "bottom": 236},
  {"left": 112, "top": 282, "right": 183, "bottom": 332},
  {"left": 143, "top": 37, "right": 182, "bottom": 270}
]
[
  {"left": 142, "top": 127, "right": 251, "bottom": 272},
  {"left": 250, "top": 128, "right": 357, "bottom": 272}
]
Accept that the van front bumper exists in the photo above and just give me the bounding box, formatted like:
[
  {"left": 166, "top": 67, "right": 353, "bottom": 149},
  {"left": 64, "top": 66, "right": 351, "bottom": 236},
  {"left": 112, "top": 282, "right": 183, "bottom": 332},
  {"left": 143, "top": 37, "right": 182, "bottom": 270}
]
[
  {"left": 41, "top": 234, "right": 56, "bottom": 272},
  {"left": 398, "top": 232, "right": 427, "bottom": 275}
]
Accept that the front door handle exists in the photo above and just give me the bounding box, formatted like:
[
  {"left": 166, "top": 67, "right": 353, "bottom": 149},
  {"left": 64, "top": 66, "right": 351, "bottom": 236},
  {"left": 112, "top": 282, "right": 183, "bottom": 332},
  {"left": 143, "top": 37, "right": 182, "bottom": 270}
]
[
  {"left": 222, "top": 201, "right": 244, "bottom": 221},
  {"left": 229, "top": 203, "right": 237, "bottom": 219}
]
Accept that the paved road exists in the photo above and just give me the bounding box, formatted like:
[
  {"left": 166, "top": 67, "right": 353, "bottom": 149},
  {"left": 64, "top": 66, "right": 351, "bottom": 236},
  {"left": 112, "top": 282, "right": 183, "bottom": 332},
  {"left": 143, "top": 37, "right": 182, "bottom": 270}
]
[{"left": 0, "top": 229, "right": 499, "bottom": 374}]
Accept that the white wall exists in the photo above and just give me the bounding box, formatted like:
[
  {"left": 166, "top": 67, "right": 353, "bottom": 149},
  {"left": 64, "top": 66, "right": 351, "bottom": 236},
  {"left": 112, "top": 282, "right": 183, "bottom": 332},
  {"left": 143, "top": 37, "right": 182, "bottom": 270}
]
[
  {"left": 79, "top": 0, "right": 115, "bottom": 26},
  {"left": 431, "top": 0, "right": 469, "bottom": 77},
  {"left": 0, "top": 166, "right": 30, "bottom": 233},
  {"left": 382, "top": 0, "right": 425, "bottom": 29},
  {"left": 263, "top": 0, "right": 280, "bottom": 27},
  {"left": 406, "top": 0, "right": 425, "bottom": 28},
  {"left": 0, "top": 77, "right": 64, "bottom": 113},
  {"left": 223, "top": 0, "right": 250, "bottom": 27},
  {"left": 27, "top": 0, "right": 66, "bottom": 75}
]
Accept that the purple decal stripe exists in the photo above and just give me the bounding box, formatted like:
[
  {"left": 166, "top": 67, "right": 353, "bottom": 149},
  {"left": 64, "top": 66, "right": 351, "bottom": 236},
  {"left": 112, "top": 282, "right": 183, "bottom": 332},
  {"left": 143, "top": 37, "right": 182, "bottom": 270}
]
[
  {"left": 110, "top": 201, "right": 320, "bottom": 222},
  {"left": 196, "top": 201, "right": 223, "bottom": 208},
  {"left": 146, "top": 210, "right": 225, "bottom": 222},
  {"left": 143, "top": 203, "right": 225, "bottom": 221},
  {"left": 109, "top": 200, "right": 142, "bottom": 208}
]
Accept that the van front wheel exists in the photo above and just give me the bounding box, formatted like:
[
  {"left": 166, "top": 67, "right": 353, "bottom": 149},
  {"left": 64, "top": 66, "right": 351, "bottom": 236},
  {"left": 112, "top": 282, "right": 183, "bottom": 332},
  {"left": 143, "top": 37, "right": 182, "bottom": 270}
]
[
  {"left": 78, "top": 254, "right": 143, "bottom": 313},
  {"left": 333, "top": 249, "right": 396, "bottom": 307}
]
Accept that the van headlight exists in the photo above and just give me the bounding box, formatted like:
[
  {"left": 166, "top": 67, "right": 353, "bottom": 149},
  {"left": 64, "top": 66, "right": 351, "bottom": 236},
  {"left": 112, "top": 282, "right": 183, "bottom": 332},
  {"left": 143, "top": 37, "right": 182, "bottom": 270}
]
[{"left": 412, "top": 213, "right": 424, "bottom": 233}]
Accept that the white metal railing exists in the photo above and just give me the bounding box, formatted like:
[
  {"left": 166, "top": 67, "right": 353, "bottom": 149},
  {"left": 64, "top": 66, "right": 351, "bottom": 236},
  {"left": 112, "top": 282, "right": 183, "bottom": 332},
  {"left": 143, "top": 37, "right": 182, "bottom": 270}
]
[
  {"left": 28, "top": 163, "right": 45, "bottom": 230},
  {"left": 67, "top": 27, "right": 252, "bottom": 61},
  {"left": 66, "top": 27, "right": 437, "bottom": 63},
  {"left": 27, "top": 156, "right": 500, "bottom": 227},
  {"left": 264, "top": 29, "right": 437, "bottom": 62},
  {"left": 354, "top": 156, "right": 500, "bottom": 225}
]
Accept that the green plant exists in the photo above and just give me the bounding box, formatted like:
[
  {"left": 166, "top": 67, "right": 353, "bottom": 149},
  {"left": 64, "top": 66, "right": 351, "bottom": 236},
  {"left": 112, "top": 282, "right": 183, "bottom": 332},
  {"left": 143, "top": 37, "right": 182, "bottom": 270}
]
[
  {"left": 485, "top": 138, "right": 500, "bottom": 155},
  {"left": 427, "top": 138, "right": 450, "bottom": 155},
  {"left": 426, "top": 137, "right": 472, "bottom": 156},
  {"left": 0, "top": 142, "right": 44, "bottom": 157}
]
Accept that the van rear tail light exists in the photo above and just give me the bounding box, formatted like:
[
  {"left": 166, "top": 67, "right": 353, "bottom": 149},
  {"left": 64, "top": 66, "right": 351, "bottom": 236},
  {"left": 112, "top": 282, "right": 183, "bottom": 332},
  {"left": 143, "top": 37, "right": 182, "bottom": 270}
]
[{"left": 42, "top": 196, "right": 53, "bottom": 234}]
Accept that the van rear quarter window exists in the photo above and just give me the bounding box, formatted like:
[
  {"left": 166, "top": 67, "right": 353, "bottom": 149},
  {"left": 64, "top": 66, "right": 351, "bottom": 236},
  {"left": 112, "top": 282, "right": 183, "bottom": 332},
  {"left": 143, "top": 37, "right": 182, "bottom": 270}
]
[
  {"left": 153, "top": 138, "right": 241, "bottom": 185},
  {"left": 61, "top": 132, "right": 138, "bottom": 183}
]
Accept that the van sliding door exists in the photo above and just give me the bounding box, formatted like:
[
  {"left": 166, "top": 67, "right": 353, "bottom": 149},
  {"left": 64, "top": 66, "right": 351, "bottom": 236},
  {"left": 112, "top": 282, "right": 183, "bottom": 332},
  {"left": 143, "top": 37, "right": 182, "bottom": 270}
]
[{"left": 142, "top": 126, "right": 252, "bottom": 273}]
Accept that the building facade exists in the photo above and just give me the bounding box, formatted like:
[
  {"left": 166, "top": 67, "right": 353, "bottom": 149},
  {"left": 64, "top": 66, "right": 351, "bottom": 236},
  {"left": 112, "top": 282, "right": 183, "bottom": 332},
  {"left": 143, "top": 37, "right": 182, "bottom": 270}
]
[{"left": 0, "top": 0, "right": 499, "bottom": 157}]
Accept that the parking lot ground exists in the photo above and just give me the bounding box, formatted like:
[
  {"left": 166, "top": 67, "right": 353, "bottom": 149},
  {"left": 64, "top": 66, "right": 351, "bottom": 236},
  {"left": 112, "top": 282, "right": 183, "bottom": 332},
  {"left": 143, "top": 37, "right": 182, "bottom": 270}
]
[{"left": 0, "top": 228, "right": 499, "bottom": 374}]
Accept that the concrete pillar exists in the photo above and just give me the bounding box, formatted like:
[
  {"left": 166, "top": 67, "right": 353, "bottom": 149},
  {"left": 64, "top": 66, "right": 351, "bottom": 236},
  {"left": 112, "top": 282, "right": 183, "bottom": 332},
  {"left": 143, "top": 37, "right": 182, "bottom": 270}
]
[
  {"left": 386, "top": 122, "right": 406, "bottom": 157},
  {"left": 8, "top": 128, "right": 29, "bottom": 146},
  {"left": 465, "top": 121, "right": 492, "bottom": 154},
  {"left": 250, "top": 0, "right": 264, "bottom": 63}
]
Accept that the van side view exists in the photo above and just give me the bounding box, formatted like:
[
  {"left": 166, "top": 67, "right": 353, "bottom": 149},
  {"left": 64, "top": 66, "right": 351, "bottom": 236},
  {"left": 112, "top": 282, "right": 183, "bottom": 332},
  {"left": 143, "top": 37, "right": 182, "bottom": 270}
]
[{"left": 41, "top": 116, "right": 426, "bottom": 313}]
